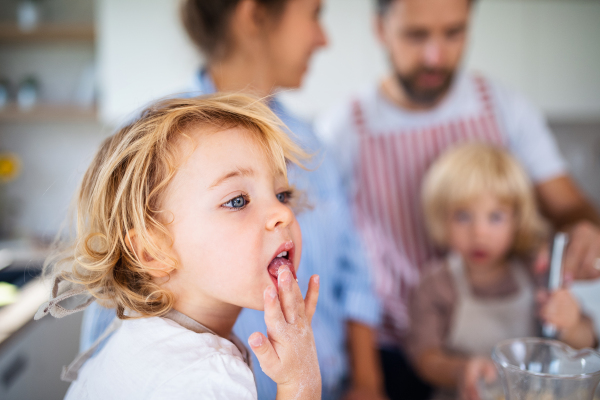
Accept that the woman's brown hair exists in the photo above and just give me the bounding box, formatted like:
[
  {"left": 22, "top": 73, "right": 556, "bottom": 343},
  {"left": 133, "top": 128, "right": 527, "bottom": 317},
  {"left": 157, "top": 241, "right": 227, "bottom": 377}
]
[{"left": 181, "top": 0, "right": 289, "bottom": 61}]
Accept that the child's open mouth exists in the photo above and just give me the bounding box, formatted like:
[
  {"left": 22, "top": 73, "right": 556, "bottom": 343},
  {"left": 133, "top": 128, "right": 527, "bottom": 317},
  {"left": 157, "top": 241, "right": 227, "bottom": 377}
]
[{"left": 267, "top": 241, "right": 297, "bottom": 287}]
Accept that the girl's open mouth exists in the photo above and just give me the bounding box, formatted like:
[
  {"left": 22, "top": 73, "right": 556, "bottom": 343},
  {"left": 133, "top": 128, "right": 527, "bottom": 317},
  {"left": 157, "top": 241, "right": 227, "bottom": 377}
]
[{"left": 267, "top": 241, "right": 297, "bottom": 287}]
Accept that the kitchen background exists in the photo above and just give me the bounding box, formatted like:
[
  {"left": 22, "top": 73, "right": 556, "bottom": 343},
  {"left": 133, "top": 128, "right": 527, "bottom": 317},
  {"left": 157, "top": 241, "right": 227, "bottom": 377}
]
[{"left": 0, "top": 0, "right": 599, "bottom": 398}]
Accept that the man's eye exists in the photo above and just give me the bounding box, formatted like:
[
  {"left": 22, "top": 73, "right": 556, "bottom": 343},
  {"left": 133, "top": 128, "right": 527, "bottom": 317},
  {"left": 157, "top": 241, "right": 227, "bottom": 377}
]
[
  {"left": 276, "top": 191, "right": 291, "bottom": 204},
  {"left": 223, "top": 195, "right": 248, "bottom": 209}
]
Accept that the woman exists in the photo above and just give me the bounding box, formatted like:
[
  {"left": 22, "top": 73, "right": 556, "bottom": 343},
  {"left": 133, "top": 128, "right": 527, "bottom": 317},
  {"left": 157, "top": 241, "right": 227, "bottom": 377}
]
[{"left": 81, "top": 1, "right": 386, "bottom": 399}]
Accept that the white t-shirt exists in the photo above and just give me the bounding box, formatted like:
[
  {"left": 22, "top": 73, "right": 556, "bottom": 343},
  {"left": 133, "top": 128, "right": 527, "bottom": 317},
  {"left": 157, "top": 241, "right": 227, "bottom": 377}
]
[
  {"left": 316, "top": 71, "right": 566, "bottom": 198},
  {"left": 65, "top": 316, "right": 257, "bottom": 400}
]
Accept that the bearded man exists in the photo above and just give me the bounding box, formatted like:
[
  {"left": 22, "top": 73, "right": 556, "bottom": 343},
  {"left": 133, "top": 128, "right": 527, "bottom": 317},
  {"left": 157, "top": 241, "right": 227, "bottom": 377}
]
[{"left": 317, "top": 0, "right": 600, "bottom": 399}]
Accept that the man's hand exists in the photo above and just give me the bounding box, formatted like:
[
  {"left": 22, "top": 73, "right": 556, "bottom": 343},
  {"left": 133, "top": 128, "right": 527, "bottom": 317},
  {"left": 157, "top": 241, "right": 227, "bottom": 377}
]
[
  {"left": 539, "top": 288, "right": 582, "bottom": 331},
  {"left": 535, "top": 175, "right": 600, "bottom": 281},
  {"left": 535, "top": 221, "right": 600, "bottom": 281}
]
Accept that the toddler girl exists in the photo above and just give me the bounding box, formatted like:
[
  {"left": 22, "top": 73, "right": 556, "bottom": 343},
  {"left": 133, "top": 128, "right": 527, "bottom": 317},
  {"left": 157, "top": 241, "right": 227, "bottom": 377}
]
[
  {"left": 409, "top": 143, "right": 597, "bottom": 400},
  {"left": 35, "top": 94, "right": 322, "bottom": 399}
]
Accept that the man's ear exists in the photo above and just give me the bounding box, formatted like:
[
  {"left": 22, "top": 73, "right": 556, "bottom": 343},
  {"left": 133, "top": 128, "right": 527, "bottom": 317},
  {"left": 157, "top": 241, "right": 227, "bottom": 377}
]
[{"left": 125, "top": 228, "right": 174, "bottom": 278}]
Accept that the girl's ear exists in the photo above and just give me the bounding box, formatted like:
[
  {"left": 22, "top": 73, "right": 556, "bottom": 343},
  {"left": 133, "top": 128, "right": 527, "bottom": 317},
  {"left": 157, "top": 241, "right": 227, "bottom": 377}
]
[{"left": 125, "top": 228, "right": 175, "bottom": 278}]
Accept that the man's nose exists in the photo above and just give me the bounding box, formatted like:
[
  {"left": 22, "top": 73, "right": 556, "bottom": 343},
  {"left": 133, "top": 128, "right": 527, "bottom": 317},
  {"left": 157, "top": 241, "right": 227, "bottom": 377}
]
[
  {"left": 423, "top": 41, "right": 442, "bottom": 67},
  {"left": 266, "top": 200, "right": 295, "bottom": 231}
]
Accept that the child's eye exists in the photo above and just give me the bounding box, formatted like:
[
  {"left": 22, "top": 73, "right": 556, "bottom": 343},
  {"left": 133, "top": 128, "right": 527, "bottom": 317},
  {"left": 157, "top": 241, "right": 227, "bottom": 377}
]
[
  {"left": 490, "top": 211, "right": 506, "bottom": 223},
  {"left": 454, "top": 210, "right": 471, "bottom": 223},
  {"left": 222, "top": 195, "right": 249, "bottom": 210},
  {"left": 276, "top": 191, "right": 292, "bottom": 204}
]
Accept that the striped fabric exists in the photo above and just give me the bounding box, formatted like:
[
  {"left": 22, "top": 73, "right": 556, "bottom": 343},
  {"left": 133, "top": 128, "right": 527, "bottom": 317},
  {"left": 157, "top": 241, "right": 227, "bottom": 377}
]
[{"left": 352, "top": 76, "right": 504, "bottom": 345}]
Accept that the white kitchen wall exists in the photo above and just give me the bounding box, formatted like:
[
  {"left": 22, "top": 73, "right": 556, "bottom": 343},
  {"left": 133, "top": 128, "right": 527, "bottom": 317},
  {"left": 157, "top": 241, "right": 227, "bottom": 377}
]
[
  {"left": 97, "top": 0, "right": 600, "bottom": 123},
  {"left": 96, "top": 0, "right": 200, "bottom": 125}
]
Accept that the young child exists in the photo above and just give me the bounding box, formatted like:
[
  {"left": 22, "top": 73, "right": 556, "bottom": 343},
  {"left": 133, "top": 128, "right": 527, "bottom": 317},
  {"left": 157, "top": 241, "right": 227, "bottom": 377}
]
[
  {"left": 35, "top": 94, "right": 322, "bottom": 399},
  {"left": 409, "top": 143, "right": 597, "bottom": 400}
]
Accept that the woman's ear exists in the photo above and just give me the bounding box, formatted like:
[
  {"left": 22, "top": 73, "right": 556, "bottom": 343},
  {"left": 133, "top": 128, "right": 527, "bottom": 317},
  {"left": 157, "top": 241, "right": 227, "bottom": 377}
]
[
  {"left": 232, "top": 0, "right": 268, "bottom": 40},
  {"left": 125, "top": 228, "right": 175, "bottom": 278}
]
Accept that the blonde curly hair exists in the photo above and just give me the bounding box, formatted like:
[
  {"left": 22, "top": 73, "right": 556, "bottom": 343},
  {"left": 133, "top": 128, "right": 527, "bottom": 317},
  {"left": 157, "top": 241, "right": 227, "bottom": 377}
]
[{"left": 46, "top": 94, "right": 307, "bottom": 319}]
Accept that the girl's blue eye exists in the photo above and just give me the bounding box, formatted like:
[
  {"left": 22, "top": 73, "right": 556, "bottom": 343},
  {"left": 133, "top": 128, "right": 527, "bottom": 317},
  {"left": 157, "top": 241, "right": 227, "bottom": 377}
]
[
  {"left": 276, "top": 192, "right": 288, "bottom": 204},
  {"left": 490, "top": 211, "right": 506, "bottom": 223},
  {"left": 276, "top": 191, "right": 293, "bottom": 204},
  {"left": 454, "top": 210, "right": 471, "bottom": 223},
  {"left": 223, "top": 195, "right": 247, "bottom": 209}
]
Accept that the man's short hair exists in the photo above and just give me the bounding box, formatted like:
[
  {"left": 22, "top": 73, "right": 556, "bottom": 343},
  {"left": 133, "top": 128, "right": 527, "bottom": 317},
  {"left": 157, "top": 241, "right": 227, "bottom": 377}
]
[{"left": 376, "top": 0, "right": 475, "bottom": 16}]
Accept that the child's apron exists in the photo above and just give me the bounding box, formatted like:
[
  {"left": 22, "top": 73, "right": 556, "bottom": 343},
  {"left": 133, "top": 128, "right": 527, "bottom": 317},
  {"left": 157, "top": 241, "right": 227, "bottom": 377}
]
[
  {"left": 58, "top": 308, "right": 252, "bottom": 382},
  {"left": 34, "top": 278, "right": 252, "bottom": 383},
  {"left": 433, "top": 253, "right": 537, "bottom": 400}
]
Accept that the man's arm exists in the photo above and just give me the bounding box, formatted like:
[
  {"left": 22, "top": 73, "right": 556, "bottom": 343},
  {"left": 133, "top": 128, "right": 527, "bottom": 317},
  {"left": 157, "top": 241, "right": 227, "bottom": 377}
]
[{"left": 535, "top": 175, "right": 600, "bottom": 280}]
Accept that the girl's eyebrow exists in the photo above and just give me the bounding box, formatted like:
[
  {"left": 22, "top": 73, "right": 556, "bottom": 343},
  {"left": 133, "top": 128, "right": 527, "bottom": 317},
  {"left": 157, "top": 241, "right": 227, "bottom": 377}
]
[{"left": 209, "top": 167, "right": 255, "bottom": 189}]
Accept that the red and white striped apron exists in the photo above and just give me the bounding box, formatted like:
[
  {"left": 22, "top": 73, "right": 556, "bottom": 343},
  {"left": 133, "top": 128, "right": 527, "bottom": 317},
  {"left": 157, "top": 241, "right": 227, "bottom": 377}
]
[{"left": 352, "top": 75, "right": 505, "bottom": 346}]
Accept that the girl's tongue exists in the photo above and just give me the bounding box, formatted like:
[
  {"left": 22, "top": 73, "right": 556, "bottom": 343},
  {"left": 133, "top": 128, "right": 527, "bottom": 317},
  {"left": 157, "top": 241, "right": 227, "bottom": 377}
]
[{"left": 267, "top": 256, "right": 295, "bottom": 280}]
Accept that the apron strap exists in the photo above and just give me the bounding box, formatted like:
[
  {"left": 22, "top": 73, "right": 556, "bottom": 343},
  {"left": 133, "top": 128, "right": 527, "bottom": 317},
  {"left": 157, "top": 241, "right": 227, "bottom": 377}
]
[
  {"left": 352, "top": 99, "right": 369, "bottom": 137},
  {"left": 162, "top": 309, "right": 253, "bottom": 370},
  {"left": 34, "top": 274, "right": 95, "bottom": 320},
  {"left": 61, "top": 316, "right": 122, "bottom": 382}
]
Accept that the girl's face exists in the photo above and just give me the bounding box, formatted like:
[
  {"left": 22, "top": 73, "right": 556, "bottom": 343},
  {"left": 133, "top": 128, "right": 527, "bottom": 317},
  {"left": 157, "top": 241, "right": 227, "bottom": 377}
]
[
  {"left": 159, "top": 126, "right": 302, "bottom": 312},
  {"left": 446, "top": 192, "right": 516, "bottom": 269},
  {"left": 264, "top": 0, "right": 327, "bottom": 88}
]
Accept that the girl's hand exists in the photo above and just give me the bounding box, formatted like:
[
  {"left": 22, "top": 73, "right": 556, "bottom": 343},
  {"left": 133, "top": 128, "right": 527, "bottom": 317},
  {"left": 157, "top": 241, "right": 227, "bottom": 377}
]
[
  {"left": 460, "top": 357, "right": 496, "bottom": 400},
  {"left": 540, "top": 288, "right": 582, "bottom": 331},
  {"left": 248, "top": 266, "right": 321, "bottom": 400}
]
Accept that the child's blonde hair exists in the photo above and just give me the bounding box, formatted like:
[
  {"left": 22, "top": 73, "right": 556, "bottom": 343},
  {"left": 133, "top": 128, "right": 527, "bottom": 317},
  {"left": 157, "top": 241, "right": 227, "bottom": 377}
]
[
  {"left": 47, "top": 94, "right": 307, "bottom": 319},
  {"left": 422, "top": 143, "right": 547, "bottom": 255}
]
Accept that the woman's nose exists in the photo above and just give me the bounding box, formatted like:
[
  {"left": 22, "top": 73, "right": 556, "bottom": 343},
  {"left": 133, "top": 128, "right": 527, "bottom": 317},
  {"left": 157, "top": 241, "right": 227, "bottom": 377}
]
[{"left": 316, "top": 23, "right": 328, "bottom": 48}]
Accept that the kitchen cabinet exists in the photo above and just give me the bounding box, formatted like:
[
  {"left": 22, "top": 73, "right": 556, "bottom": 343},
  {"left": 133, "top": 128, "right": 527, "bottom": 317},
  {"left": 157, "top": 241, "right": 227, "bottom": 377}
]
[{"left": 0, "top": 305, "right": 82, "bottom": 400}]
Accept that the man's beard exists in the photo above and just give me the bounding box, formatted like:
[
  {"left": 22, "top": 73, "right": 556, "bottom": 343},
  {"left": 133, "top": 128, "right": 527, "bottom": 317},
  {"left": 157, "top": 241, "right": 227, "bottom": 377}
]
[{"left": 395, "top": 67, "right": 455, "bottom": 106}]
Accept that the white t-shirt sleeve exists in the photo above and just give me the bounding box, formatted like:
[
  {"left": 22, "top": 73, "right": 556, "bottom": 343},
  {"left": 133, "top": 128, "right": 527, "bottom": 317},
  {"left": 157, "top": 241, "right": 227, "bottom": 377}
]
[
  {"left": 492, "top": 81, "right": 567, "bottom": 183},
  {"left": 150, "top": 353, "right": 257, "bottom": 400}
]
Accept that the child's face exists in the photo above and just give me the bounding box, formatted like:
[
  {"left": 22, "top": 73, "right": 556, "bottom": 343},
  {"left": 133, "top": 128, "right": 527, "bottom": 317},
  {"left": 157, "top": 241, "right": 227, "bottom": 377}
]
[
  {"left": 446, "top": 192, "right": 516, "bottom": 268},
  {"left": 158, "top": 126, "right": 302, "bottom": 312}
]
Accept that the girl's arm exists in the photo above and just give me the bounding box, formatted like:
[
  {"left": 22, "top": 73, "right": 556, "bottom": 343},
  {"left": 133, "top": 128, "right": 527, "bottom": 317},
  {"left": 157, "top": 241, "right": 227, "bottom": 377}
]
[
  {"left": 541, "top": 288, "right": 597, "bottom": 349},
  {"left": 415, "top": 347, "right": 467, "bottom": 389},
  {"left": 415, "top": 348, "right": 497, "bottom": 400},
  {"left": 248, "top": 266, "right": 321, "bottom": 400}
]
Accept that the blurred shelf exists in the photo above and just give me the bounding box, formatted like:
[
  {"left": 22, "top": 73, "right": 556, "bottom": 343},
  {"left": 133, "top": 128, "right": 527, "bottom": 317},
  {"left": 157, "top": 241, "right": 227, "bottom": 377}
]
[
  {"left": 0, "top": 23, "right": 95, "bottom": 43},
  {"left": 0, "top": 104, "right": 97, "bottom": 122}
]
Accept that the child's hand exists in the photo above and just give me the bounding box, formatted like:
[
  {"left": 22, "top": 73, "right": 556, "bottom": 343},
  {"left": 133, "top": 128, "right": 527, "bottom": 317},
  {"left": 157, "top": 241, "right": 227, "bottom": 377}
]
[
  {"left": 248, "top": 266, "right": 321, "bottom": 400},
  {"left": 540, "top": 288, "right": 582, "bottom": 331},
  {"left": 460, "top": 357, "right": 496, "bottom": 400}
]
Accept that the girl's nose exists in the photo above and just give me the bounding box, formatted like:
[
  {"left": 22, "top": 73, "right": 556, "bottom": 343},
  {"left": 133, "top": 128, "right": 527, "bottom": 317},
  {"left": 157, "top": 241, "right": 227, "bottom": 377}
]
[{"left": 266, "top": 200, "right": 295, "bottom": 231}]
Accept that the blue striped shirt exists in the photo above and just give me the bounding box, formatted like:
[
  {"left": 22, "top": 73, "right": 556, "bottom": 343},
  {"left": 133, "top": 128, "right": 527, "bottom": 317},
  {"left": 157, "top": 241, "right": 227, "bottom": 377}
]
[{"left": 79, "top": 70, "right": 380, "bottom": 400}]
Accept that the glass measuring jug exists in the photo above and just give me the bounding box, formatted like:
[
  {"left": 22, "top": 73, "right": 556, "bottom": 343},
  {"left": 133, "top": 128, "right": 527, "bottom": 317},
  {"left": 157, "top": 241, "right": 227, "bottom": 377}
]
[{"left": 492, "top": 338, "right": 600, "bottom": 400}]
